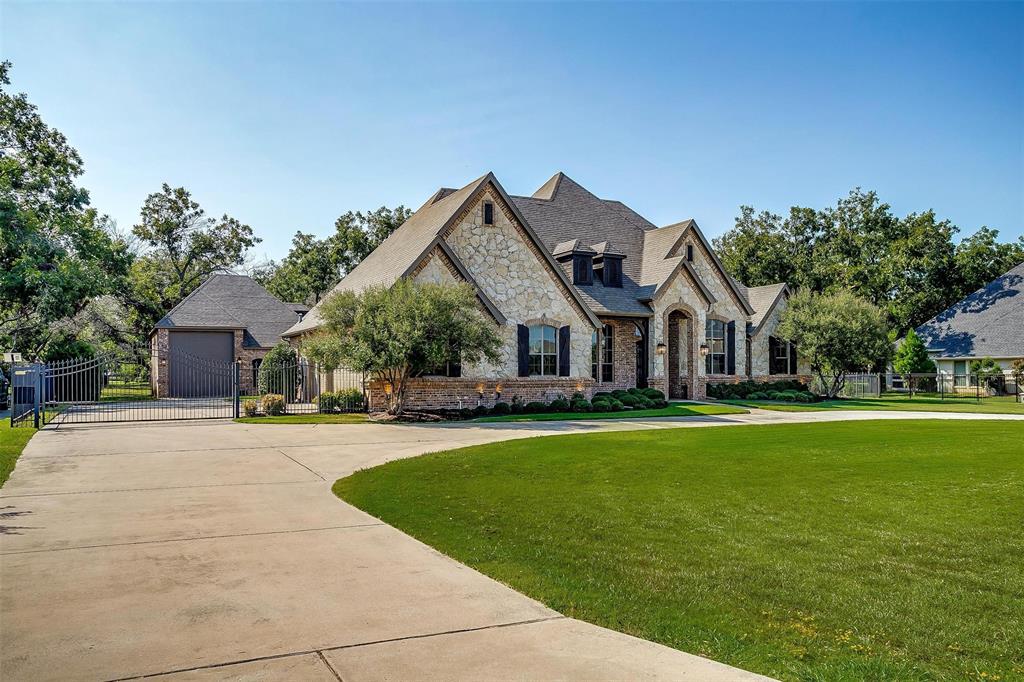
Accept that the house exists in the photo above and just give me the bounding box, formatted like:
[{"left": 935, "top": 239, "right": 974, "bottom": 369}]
[
  {"left": 150, "top": 274, "right": 307, "bottom": 397},
  {"left": 283, "top": 172, "right": 809, "bottom": 409},
  {"left": 914, "top": 261, "right": 1023, "bottom": 391}
]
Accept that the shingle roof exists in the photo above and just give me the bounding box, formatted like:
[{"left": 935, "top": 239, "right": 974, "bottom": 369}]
[
  {"left": 745, "top": 283, "right": 788, "bottom": 332},
  {"left": 153, "top": 274, "right": 302, "bottom": 348},
  {"left": 915, "top": 262, "right": 1024, "bottom": 358}
]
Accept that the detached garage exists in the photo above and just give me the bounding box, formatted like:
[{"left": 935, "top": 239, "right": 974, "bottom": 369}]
[{"left": 149, "top": 274, "right": 308, "bottom": 398}]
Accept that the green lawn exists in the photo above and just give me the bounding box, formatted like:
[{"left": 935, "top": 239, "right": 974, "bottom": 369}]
[
  {"left": 474, "top": 401, "right": 747, "bottom": 422},
  {"left": 235, "top": 413, "right": 368, "bottom": 424},
  {"left": 335, "top": 421, "right": 1024, "bottom": 681},
  {"left": 724, "top": 394, "right": 1024, "bottom": 414},
  {"left": 0, "top": 420, "right": 36, "bottom": 488}
]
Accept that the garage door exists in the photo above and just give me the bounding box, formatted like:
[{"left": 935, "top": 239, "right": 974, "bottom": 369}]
[{"left": 169, "top": 331, "right": 235, "bottom": 398}]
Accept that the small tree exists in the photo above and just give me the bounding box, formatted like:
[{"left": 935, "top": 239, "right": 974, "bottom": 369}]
[
  {"left": 969, "top": 357, "right": 1003, "bottom": 391},
  {"left": 303, "top": 279, "right": 502, "bottom": 414},
  {"left": 777, "top": 289, "right": 891, "bottom": 398},
  {"left": 1011, "top": 359, "right": 1024, "bottom": 397},
  {"left": 892, "top": 328, "right": 936, "bottom": 396},
  {"left": 257, "top": 343, "right": 298, "bottom": 397}
]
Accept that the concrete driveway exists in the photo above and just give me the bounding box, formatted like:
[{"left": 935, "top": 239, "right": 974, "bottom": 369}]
[{"left": 3, "top": 410, "right": 1020, "bottom": 681}]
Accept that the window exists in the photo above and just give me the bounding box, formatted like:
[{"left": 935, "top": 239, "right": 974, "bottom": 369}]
[
  {"left": 573, "top": 255, "right": 593, "bottom": 285},
  {"left": 483, "top": 201, "right": 494, "bottom": 225},
  {"left": 953, "top": 360, "right": 967, "bottom": 387},
  {"left": 251, "top": 358, "right": 262, "bottom": 387},
  {"left": 601, "top": 324, "right": 614, "bottom": 382},
  {"left": 528, "top": 325, "right": 558, "bottom": 376},
  {"left": 769, "top": 336, "right": 790, "bottom": 375},
  {"left": 603, "top": 257, "right": 623, "bottom": 287},
  {"left": 591, "top": 331, "right": 599, "bottom": 379},
  {"left": 705, "top": 319, "right": 727, "bottom": 374},
  {"left": 686, "top": 244, "right": 694, "bottom": 262}
]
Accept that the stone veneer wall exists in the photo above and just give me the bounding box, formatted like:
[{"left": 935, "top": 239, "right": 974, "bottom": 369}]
[
  {"left": 441, "top": 187, "right": 595, "bottom": 379},
  {"left": 748, "top": 294, "right": 812, "bottom": 377},
  {"left": 367, "top": 377, "right": 595, "bottom": 412}
]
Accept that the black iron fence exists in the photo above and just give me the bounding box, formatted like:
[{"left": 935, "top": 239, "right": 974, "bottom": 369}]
[{"left": 242, "top": 360, "right": 365, "bottom": 417}]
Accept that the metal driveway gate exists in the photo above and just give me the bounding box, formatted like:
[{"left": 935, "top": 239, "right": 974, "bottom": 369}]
[{"left": 10, "top": 346, "right": 240, "bottom": 427}]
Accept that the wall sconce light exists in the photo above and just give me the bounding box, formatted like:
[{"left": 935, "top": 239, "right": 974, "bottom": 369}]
[
  {"left": 383, "top": 381, "right": 393, "bottom": 396},
  {"left": 495, "top": 383, "right": 503, "bottom": 398},
  {"left": 699, "top": 343, "right": 710, "bottom": 357},
  {"left": 476, "top": 382, "right": 485, "bottom": 398},
  {"left": 655, "top": 342, "right": 667, "bottom": 355},
  {"left": 575, "top": 380, "right": 584, "bottom": 393}
]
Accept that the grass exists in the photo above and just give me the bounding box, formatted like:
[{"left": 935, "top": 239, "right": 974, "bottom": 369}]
[
  {"left": 0, "top": 419, "right": 36, "bottom": 488},
  {"left": 235, "top": 413, "right": 368, "bottom": 424},
  {"left": 474, "top": 401, "right": 747, "bottom": 422},
  {"left": 335, "top": 420, "right": 1024, "bottom": 681},
  {"left": 724, "top": 393, "right": 1024, "bottom": 414}
]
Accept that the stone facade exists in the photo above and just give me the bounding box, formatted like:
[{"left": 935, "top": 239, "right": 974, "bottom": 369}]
[
  {"left": 748, "top": 295, "right": 812, "bottom": 378},
  {"left": 441, "top": 188, "right": 595, "bottom": 379}
]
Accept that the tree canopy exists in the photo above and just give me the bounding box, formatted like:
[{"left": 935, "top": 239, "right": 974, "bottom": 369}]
[
  {"left": 714, "top": 188, "right": 1024, "bottom": 334},
  {"left": 258, "top": 205, "right": 412, "bottom": 306},
  {"left": 0, "top": 61, "right": 131, "bottom": 357},
  {"left": 302, "top": 279, "right": 501, "bottom": 414},
  {"left": 892, "top": 329, "right": 936, "bottom": 376},
  {"left": 776, "top": 289, "right": 892, "bottom": 397}
]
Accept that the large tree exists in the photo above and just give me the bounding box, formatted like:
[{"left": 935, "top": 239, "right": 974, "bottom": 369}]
[
  {"left": 0, "top": 61, "right": 131, "bottom": 357},
  {"left": 776, "top": 289, "right": 892, "bottom": 398},
  {"left": 261, "top": 205, "right": 412, "bottom": 305},
  {"left": 302, "top": 279, "right": 501, "bottom": 414},
  {"left": 714, "top": 188, "right": 1023, "bottom": 334}
]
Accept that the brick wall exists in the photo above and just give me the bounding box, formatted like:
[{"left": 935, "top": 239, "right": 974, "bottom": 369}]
[
  {"left": 593, "top": 318, "right": 638, "bottom": 392},
  {"left": 367, "top": 377, "right": 596, "bottom": 411}
]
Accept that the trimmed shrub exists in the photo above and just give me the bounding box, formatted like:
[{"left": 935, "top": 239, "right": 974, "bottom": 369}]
[
  {"left": 570, "top": 397, "right": 592, "bottom": 412},
  {"left": 491, "top": 401, "right": 511, "bottom": 415},
  {"left": 261, "top": 394, "right": 286, "bottom": 416},
  {"left": 242, "top": 399, "right": 259, "bottom": 417},
  {"left": 473, "top": 404, "right": 489, "bottom": 417},
  {"left": 549, "top": 398, "right": 571, "bottom": 412},
  {"left": 317, "top": 391, "right": 339, "bottom": 413},
  {"left": 652, "top": 399, "right": 668, "bottom": 408},
  {"left": 641, "top": 388, "right": 665, "bottom": 401},
  {"left": 748, "top": 391, "right": 768, "bottom": 400},
  {"left": 592, "top": 391, "right": 613, "bottom": 401},
  {"left": 591, "top": 399, "right": 613, "bottom": 412},
  {"left": 627, "top": 387, "right": 642, "bottom": 396},
  {"left": 618, "top": 393, "right": 639, "bottom": 407},
  {"left": 635, "top": 396, "right": 655, "bottom": 409},
  {"left": 607, "top": 398, "right": 624, "bottom": 411},
  {"left": 611, "top": 389, "right": 630, "bottom": 399},
  {"left": 524, "top": 401, "right": 547, "bottom": 414},
  {"left": 257, "top": 344, "right": 298, "bottom": 397},
  {"left": 510, "top": 396, "right": 525, "bottom": 414},
  {"left": 337, "top": 388, "right": 364, "bottom": 410}
]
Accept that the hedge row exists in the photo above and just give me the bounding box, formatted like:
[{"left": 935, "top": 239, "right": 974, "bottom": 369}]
[
  {"left": 443, "top": 387, "right": 668, "bottom": 420},
  {"left": 707, "top": 379, "right": 817, "bottom": 403}
]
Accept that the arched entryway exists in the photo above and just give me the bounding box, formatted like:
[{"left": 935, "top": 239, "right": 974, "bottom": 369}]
[{"left": 666, "top": 307, "right": 696, "bottom": 399}]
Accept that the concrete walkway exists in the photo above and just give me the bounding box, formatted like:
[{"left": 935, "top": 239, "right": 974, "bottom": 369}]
[{"left": 2, "top": 410, "right": 1020, "bottom": 681}]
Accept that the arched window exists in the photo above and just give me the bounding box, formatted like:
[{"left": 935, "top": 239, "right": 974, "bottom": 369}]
[
  {"left": 705, "top": 319, "right": 727, "bottom": 374},
  {"left": 528, "top": 325, "right": 558, "bottom": 376}
]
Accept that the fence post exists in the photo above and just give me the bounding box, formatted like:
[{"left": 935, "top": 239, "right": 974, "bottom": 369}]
[
  {"left": 233, "top": 361, "right": 240, "bottom": 418},
  {"left": 33, "top": 362, "right": 42, "bottom": 429}
]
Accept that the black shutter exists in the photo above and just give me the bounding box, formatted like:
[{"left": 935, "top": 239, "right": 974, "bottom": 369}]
[
  {"left": 726, "top": 321, "right": 736, "bottom": 375},
  {"left": 558, "top": 326, "right": 570, "bottom": 377},
  {"left": 788, "top": 342, "right": 798, "bottom": 375},
  {"left": 768, "top": 336, "right": 778, "bottom": 375},
  {"left": 517, "top": 325, "right": 530, "bottom": 377}
]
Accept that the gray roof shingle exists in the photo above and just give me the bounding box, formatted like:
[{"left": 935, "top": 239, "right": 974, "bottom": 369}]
[
  {"left": 745, "top": 283, "right": 789, "bottom": 332},
  {"left": 915, "top": 262, "right": 1024, "bottom": 358},
  {"left": 154, "top": 274, "right": 302, "bottom": 348}
]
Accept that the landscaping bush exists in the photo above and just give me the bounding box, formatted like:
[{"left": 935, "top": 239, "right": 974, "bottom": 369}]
[
  {"left": 641, "top": 388, "right": 665, "bottom": 401},
  {"left": 592, "top": 391, "right": 613, "bottom": 401},
  {"left": 652, "top": 399, "right": 668, "bottom": 408},
  {"left": 709, "top": 379, "right": 810, "bottom": 400},
  {"left": 317, "top": 391, "right": 340, "bottom": 413},
  {"left": 257, "top": 344, "right": 298, "bottom": 397},
  {"left": 510, "top": 396, "right": 525, "bottom": 414},
  {"left": 627, "top": 387, "right": 642, "bottom": 396},
  {"left": 473, "top": 404, "right": 489, "bottom": 417},
  {"left": 617, "top": 393, "right": 639, "bottom": 407},
  {"left": 548, "top": 398, "right": 571, "bottom": 412},
  {"left": 261, "top": 393, "right": 286, "bottom": 416},
  {"left": 337, "top": 388, "right": 364, "bottom": 410},
  {"left": 607, "top": 398, "right": 624, "bottom": 411},
  {"left": 635, "top": 396, "right": 655, "bottom": 409},
  {"left": 570, "top": 396, "right": 592, "bottom": 412},
  {"left": 490, "top": 401, "right": 511, "bottom": 415},
  {"left": 611, "top": 389, "right": 630, "bottom": 399},
  {"left": 524, "top": 401, "right": 547, "bottom": 414},
  {"left": 748, "top": 391, "right": 768, "bottom": 400},
  {"left": 591, "top": 399, "right": 613, "bottom": 412},
  {"left": 242, "top": 399, "right": 259, "bottom": 417}
]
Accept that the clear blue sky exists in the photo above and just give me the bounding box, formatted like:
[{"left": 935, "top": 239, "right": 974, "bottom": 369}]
[{"left": 3, "top": 1, "right": 1021, "bottom": 263}]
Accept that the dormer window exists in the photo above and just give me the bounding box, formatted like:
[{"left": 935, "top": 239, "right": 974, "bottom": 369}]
[
  {"left": 573, "top": 255, "right": 593, "bottom": 285},
  {"left": 602, "top": 256, "right": 623, "bottom": 287},
  {"left": 483, "top": 201, "right": 494, "bottom": 225}
]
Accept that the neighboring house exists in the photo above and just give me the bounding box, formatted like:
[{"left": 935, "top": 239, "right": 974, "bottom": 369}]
[
  {"left": 283, "top": 172, "right": 809, "bottom": 409},
  {"left": 150, "top": 274, "right": 308, "bottom": 397},
  {"left": 914, "top": 262, "right": 1024, "bottom": 390}
]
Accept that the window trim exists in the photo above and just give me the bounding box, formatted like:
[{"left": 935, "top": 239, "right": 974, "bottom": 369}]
[
  {"left": 528, "top": 324, "right": 559, "bottom": 377},
  {"left": 601, "top": 324, "right": 614, "bottom": 382},
  {"left": 769, "top": 336, "right": 790, "bottom": 375},
  {"left": 705, "top": 318, "right": 727, "bottom": 375}
]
